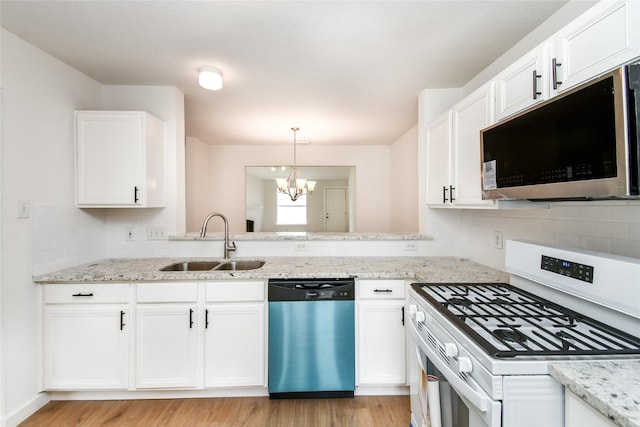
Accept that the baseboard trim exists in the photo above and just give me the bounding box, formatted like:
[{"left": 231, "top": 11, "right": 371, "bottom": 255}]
[{"left": 4, "top": 393, "right": 50, "bottom": 427}]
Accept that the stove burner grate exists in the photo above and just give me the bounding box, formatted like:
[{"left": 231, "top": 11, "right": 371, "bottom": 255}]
[
  {"left": 412, "top": 282, "right": 640, "bottom": 358},
  {"left": 492, "top": 328, "right": 529, "bottom": 346}
]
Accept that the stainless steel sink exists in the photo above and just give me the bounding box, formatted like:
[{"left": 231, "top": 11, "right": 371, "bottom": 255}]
[
  {"left": 211, "top": 260, "right": 265, "bottom": 271},
  {"left": 159, "top": 260, "right": 265, "bottom": 272},
  {"left": 159, "top": 261, "right": 221, "bottom": 271}
]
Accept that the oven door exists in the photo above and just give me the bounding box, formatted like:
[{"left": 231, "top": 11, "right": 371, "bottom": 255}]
[{"left": 409, "top": 315, "right": 501, "bottom": 427}]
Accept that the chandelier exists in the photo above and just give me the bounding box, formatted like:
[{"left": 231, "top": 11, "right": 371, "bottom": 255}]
[{"left": 276, "top": 127, "right": 317, "bottom": 202}]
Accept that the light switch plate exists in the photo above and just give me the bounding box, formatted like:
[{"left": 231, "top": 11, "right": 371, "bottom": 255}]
[{"left": 17, "top": 200, "right": 31, "bottom": 218}]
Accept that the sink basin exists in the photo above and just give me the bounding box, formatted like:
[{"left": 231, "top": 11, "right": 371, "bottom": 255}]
[
  {"left": 159, "top": 260, "right": 265, "bottom": 272},
  {"left": 211, "top": 260, "right": 265, "bottom": 271},
  {"left": 159, "top": 261, "right": 221, "bottom": 271}
]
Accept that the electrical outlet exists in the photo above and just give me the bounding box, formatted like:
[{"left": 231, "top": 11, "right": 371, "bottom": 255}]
[
  {"left": 125, "top": 226, "right": 135, "bottom": 241},
  {"left": 494, "top": 231, "right": 504, "bottom": 250},
  {"left": 404, "top": 242, "right": 418, "bottom": 251},
  {"left": 146, "top": 226, "right": 166, "bottom": 240},
  {"left": 294, "top": 242, "right": 308, "bottom": 251}
]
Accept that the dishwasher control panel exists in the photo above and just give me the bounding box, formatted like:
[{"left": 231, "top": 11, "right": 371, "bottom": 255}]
[{"left": 268, "top": 278, "right": 355, "bottom": 301}]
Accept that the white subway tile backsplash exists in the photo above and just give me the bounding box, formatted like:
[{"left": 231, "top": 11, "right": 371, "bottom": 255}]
[
  {"left": 428, "top": 201, "right": 640, "bottom": 271},
  {"left": 32, "top": 206, "right": 107, "bottom": 275}
]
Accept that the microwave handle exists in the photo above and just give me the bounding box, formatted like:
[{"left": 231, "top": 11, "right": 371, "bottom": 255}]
[{"left": 411, "top": 322, "right": 490, "bottom": 412}]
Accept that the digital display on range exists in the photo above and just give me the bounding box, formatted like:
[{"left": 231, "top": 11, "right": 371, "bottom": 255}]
[{"left": 541, "top": 255, "right": 594, "bottom": 283}]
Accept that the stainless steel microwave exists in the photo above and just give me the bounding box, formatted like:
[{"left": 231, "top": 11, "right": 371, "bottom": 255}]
[{"left": 480, "top": 64, "right": 639, "bottom": 200}]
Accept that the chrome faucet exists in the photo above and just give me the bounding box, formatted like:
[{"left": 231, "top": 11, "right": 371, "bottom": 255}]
[{"left": 199, "top": 212, "right": 237, "bottom": 259}]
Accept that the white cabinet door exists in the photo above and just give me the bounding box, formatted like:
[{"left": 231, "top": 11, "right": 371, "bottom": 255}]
[
  {"left": 44, "top": 305, "right": 129, "bottom": 390},
  {"left": 75, "top": 111, "right": 166, "bottom": 207},
  {"left": 425, "top": 112, "right": 451, "bottom": 206},
  {"left": 495, "top": 45, "right": 548, "bottom": 120},
  {"left": 451, "top": 82, "right": 496, "bottom": 207},
  {"left": 358, "top": 300, "right": 406, "bottom": 385},
  {"left": 135, "top": 304, "right": 198, "bottom": 388},
  {"left": 204, "top": 303, "right": 265, "bottom": 387},
  {"left": 553, "top": 0, "right": 640, "bottom": 94}
]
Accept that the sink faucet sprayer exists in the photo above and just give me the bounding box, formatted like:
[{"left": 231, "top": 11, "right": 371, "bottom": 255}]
[{"left": 199, "top": 212, "right": 237, "bottom": 259}]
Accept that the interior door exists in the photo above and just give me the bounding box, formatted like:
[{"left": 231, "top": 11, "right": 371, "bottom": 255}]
[{"left": 324, "top": 187, "right": 347, "bottom": 232}]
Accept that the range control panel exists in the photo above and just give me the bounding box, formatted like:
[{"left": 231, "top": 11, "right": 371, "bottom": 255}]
[{"left": 541, "top": 255, "right": 594, "bottom": 283}]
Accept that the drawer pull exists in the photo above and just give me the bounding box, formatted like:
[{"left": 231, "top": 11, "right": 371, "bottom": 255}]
[
  {"left": 120, "top": 310, "right": 125, "bottom": 330},
  {"left": 189, "top": 309, "right": 194, "bottom": 329},
  {"left": 373, "top": 289, "right": 393, "bottom": 293},
  {"left": 71, "top": 292, "right": 94, "bottom": 297}
]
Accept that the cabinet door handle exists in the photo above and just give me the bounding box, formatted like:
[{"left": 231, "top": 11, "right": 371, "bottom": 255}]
[
  {"left": 120, "top": 310, "right": 126, "bottom": 330},
  {"left": 205, "top": 309, "right": 209, "bottom": 329},
  {"left": 442, "top": 186, "right": 448, "bottom": 203},
  {"left": 134, "top": 186, "right": 140, "bottom": 203},
  {"left": 373, "top": 289, "right": 393, "bottom": 293},
  {"left": 189, "top": 308, "right": 194, "bottom": 329},
  {"left": 449, "top": 185, "right": 455, "bottom": 202},
  {"left": 401, "top": 306, "right": 405, "bottom": 326},
  {"left": 552, "top": 58, "right": 562, "bottom": 90},
  {"left": 532, "top": 70, "right": 542, "bottom": 100},
  {"left": 71, "top": 292, "right": 94, "bottom": 297}
]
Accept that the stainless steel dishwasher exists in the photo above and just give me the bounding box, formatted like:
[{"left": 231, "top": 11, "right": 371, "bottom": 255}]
[{"left": 268, "top": 278, "right": 355, "bottom": 398}]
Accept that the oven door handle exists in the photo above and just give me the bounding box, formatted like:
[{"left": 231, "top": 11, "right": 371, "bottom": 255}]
[{"left": 411, "top": 321, "right": 490, "bottom": 412}]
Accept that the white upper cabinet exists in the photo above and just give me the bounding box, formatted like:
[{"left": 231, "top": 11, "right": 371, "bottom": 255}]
[
  {"left": 75, "top": 111, "right": 166, "bottom": 207},
  {"left": 425, "top": 112, "right": 452, "bottom": 206},
  {"left": 495, "top": 45, "right": 548, "bottom": 121},
  {"left": 451, "top": 83, "right": 496, "bottom": 207},
  {"left": 496, "top": 0, "right": 640, "bottom": 121},
  {"left": 425, "top": 82, "right": 496, "bottom": 207},
  {"left": 551, "top": 0, "right": 640, "bottom": 95}
]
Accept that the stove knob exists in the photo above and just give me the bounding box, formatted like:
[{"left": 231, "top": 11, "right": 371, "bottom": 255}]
[
  {"left": 444, "top": 343, "right": 458, "bottom": 358},
  {"left": 409, "top": 305, "right": 417, "bottom": 318},
  {"left": 458, "top": 357, "right": 473, "bottom": 374},
  {"left": 415, "top": 311, "right": 426, "bottom": 322}
]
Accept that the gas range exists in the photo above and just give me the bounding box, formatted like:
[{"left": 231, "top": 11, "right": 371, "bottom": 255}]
[
  {"left": 408, "top": 240, "right": 640, "bottom": 427},
  {"left": 412, "top": 282, "right": 640, "bottom": 359}
]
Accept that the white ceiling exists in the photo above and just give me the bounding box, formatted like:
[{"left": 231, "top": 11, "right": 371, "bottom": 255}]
[{"left": 1, "top": 0, "right": 571, "bottom": 146}]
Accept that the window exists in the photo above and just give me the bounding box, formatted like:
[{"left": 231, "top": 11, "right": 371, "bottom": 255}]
[{"left": 276, "top": 190, "right": 307, "bottom": 225}]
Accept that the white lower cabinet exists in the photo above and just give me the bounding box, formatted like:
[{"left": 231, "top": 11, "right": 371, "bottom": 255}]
[
  {"left": 43, "top": 283, "right": 130, "bottom": 390},
  {"left": 565, "top": 388, "right": 615, "bottom": 427},
  {"left": 204, "top": 281, "right": 266, "bottom": 388},
  {"left": 135, "top": 282, "right": 199, "bottom": 389},
  {"left": 357, "top": 280, "right": 406, "bottom": 386}
]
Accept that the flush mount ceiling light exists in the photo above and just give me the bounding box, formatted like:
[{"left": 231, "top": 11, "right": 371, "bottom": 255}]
[
  {"left": 198, "top": 66, "right": 223, "bottom": 90},
  {"left": 276, "top": 127, "right": 317, "bottom": 202}
]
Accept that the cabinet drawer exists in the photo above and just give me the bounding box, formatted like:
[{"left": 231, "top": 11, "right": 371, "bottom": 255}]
[
  {"left": 44, "top": 283, "right": 129, "bottom": 304},
  {"left": 205, "top": 281, "right": 265, "bottom": 302},
  {"left": 137, "top": 282, "right": 197, "bottom": 303},
  {"left": 358, "top": 280, "right": 406, "bottom": 299}
]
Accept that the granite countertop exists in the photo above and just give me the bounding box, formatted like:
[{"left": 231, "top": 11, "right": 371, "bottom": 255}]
[
  {"left": 549, "top": 360, "right": 640, "bottom": 427},
  {"left": 170, "top": 232, "right": 431, "bottom": 241},
  {"left": 32, "top": 256, "right": 508, "bottom": 283}
]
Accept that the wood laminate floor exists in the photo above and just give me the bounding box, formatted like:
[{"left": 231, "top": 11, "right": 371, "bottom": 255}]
[{"left": 19, "top": 396, "right": 410, "bottom": 427}]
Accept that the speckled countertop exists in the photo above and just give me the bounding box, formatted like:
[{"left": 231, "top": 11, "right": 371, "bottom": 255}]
[
  {"left": 170, "top": 232, "right": 431, "bottom": 241},
  {"left": 32, "top": 256, "right": 508, "bottom": 283},
  {"left": 549, "top": 360, "right": 640, "bottom": 427}
]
